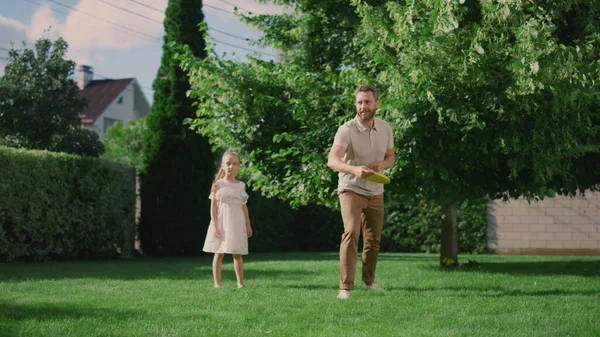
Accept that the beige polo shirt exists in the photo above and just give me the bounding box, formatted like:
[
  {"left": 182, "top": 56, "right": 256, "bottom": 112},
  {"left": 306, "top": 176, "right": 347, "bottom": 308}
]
[{"left": 333, "top": 116, "right": 394, "bottom": 196}]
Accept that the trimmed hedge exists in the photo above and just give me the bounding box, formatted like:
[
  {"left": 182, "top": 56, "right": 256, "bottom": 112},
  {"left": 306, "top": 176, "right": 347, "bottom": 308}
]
[
  {"left": 246, "top": 188, "right": 342, "bottom": 253},
  {"left": 246, "top": 189, "right": 488, "bottom": 254},
  {"left": 0, "top": 146, "right": 136, "bottom": 261},
  {"left": 381, "top": 195, "right": 489, "bottom": 254}
]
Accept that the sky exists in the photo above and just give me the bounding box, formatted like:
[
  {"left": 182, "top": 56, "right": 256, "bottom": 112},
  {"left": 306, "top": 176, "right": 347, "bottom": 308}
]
[{"left": 0, "top": 0, "right": 283, "bottom": 105}]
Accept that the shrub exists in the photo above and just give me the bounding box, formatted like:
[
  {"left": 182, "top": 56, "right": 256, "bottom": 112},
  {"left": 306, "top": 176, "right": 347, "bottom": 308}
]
[
  {"left": 382, "top": 195, "right": 488, "bottom": 254},
  {"left": 0, "top": 146, "right": 136, "bottom": 261}
]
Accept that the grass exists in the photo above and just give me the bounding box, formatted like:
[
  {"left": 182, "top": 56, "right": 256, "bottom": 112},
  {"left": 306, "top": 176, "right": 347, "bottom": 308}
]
[{"left": 1, "top": 252, "right": 599, "bottom": 337}]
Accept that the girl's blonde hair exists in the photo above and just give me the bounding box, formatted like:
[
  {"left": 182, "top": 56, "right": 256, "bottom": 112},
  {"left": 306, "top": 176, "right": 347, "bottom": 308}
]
[{"left": 211, "top": 149, "right": 241, "bottom": 195}]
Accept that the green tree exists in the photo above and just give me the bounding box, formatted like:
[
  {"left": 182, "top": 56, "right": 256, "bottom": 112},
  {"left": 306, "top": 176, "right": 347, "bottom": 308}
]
[
  {"left": 0, "top": 37, "right": 103, "bottom": 157},
  {"left": 178, "top": 0, "right": 376, "bottom": 207},
  {"left": 355, "top": 0, "right": 600, "bottom": 266},
  {"left": 139, "top": 0, "right": 214, "bottom": 256},
  {"left": 102, "top": 118, "right": 146, "bottom": 169},
  {"left": 181, "top": 0, "right": 600, "bottom": 265}
]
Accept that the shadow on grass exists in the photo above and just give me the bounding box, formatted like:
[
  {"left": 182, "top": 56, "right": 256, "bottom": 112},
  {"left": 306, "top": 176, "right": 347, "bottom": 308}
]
[
  {"left": 284, "top": 284, "right": 338, "bottom": 290},
  {"left": 435, "top": 259, "right": 600, "bottom": 277},
  {"left": 0, "top": 256, "right": 320, "bottom": 282},
  {"left": 248, "top": 252, "right": 339, "bottom": 262},
  {"left": 390, "top": 286, "right": 600, "bottom": 297},
  {"left": 0, "top": 301, "right": 143, "bottom": 321},
  {"left": 0, "top": 300, "right": 144, "bottom": 336},
  {"left": 378, "top": 254, "right": 439, "bottom": 262},
  {"left": 477, "top": 260, "right": 600, "bottom": 277}
]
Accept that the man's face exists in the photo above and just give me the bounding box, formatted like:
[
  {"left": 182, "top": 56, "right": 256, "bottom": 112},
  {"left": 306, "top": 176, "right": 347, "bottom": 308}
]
[{"left": 355, "top": 91, "right": 379, "bottom": 124}]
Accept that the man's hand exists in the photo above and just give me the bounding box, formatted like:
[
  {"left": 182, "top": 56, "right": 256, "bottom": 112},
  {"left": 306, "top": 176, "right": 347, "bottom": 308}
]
[
  {"left": 353, "top": 166, "right": 375, "bottom": 179},
  {"left": 371, "top": 161, "right": 386, "bottom": 173}
]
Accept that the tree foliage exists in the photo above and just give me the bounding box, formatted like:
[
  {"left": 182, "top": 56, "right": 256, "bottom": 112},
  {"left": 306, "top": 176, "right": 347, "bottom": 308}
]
[
  {"left": 355, "top": 0, "right": 600, "bottom": 203},
  {"left": 181, "top": 0, "right": 600, "bottom": 262},
  {"left": 102, "top": 118, "right": 146, "bottom": 169},
  {"left": 138, "top": 0, "right": 214, "bottom": 256},
  {"left": 0, "top": 36, "right": 103, "bottom": 157},
  {"left": 183, "top": 0, "right": 599, "bottom": 204},
  {"left": 179, "top": 0, "right": 383, "bottom": 207}
]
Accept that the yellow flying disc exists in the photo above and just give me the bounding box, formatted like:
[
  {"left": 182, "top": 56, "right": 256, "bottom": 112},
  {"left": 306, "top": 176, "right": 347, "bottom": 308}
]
[{"left": 365, "top": 172, "right": 390, "bottom": 184}]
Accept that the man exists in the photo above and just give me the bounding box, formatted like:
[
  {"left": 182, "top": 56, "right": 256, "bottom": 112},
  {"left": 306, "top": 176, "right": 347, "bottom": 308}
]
[{"left": 327, "top": 85, "right": 395, "bottom": 300}]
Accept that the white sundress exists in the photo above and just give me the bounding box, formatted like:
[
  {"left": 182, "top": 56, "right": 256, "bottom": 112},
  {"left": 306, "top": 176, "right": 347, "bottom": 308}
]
[{"left": 203, "top": 179, "right": 250, "bottom": 255}]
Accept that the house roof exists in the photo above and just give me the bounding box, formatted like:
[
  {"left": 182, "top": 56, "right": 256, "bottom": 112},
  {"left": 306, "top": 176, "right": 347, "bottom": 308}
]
[{"left": 79, "top": 78, "right": 134, "bottom": 125}]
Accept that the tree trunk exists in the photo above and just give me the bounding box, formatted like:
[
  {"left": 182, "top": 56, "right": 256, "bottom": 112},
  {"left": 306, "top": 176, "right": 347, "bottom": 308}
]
[{"left": 440, "top": 202, "right": 458, "bottom": 268}]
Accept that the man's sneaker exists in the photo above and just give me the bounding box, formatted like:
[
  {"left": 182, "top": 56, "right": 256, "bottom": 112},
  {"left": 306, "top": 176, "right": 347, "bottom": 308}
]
[
  {"left": 363, "top": 283, "right": 384, "bottom": 291},
  {"left": 337, "top": 290, "right": 350, "bottom": 299}
]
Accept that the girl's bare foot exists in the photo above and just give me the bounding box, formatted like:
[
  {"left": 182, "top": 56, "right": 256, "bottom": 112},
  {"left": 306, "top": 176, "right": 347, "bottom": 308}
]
[
  {"left": 237, "top": 283, "right": 244, "bottom": 289},
  {"left": 214, "top": 284, "right": 222, "bottom": 288}
]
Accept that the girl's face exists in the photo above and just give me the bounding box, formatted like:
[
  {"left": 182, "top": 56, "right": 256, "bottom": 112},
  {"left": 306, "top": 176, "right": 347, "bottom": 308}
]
[{"left": 222, "top": 154, "right": 240, "bottom": 178}]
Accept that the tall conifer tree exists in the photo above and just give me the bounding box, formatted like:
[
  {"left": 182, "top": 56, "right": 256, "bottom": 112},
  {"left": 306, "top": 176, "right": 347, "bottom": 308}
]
[{"left": 139, "top": 0, "right": 213, "bottom": 255}]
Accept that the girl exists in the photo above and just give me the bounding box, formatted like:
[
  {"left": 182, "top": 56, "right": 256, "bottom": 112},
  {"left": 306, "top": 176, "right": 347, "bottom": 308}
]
[{"left": 203, "top": 149, "right": 253, "bottom": 288}]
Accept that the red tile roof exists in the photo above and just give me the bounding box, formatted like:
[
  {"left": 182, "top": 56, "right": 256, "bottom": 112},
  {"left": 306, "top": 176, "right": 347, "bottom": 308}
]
[{"left": 79, "top": 78, "right": 134, "bottom": 125}]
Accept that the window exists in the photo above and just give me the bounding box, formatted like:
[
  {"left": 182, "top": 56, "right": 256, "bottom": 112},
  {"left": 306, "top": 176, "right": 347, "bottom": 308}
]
[
  {"left": 117, "top": 96, "right": 123, "bottom": 104},
  {"left": 103, "top": 117, "right": 120, "bottom": 133}
]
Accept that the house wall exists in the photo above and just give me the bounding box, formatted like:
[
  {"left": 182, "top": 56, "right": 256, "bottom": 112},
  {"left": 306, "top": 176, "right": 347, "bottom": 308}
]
[
  {"left": 133, "top": 82, "right": 150, "bottom": 120},
  {"left": 487, "top": 191, "right": 600, "bottom": 256},
  {"left": 93, "top": 82, "right": 136, "bottom": 138}
]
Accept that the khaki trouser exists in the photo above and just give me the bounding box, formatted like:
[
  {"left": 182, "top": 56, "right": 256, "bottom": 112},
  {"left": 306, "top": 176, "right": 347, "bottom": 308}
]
[{"left": 338, "top": 189, "right": 384, "bottom": 290}]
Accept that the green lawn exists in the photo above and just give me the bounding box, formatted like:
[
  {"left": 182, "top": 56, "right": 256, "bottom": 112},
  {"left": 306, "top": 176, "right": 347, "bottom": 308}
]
[{"left": 1, "top": 252, "right": 599, "bottom": 337}]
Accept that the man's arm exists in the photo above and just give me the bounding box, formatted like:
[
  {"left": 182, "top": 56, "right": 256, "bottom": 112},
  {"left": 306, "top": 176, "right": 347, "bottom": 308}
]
[
  {"left": 371, "top": 148, "right": 396, "bottom": 172},
  {"left": 327, "top": 144, "right": 374, "bottom": 178}
]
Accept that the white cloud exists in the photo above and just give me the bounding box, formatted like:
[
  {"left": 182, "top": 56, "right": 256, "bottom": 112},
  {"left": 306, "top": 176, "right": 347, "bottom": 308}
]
[
  {"left": 0, "top": 15, "right": 27, "bottom": 47},
  {"left": 26, "top": 5, "right": 63, "bottom": 42},
  {"left": 62, "top": 0, "right": 166, "bottom": 50},
  {"left": 17, "top": 0, "right": 169, "bottom": 66},
  {"left": 0, "top": 15, "right": 28, "bottom": 75},
  {"left": 0, "top": 16, "right": 26, "bottom": 32}
]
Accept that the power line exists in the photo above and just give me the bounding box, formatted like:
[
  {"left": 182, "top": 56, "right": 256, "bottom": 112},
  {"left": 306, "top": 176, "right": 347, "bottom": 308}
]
[
  {"left": 214, "top": 0, "right": 252, "bottom": 14},
  {"left": 96, "top": 0, "right": 252, "bottom": 43},
  {"left": 125, "top": 0, "right": 162, "bottom": 13},
  {"left": 116, "top": 1, "right": 274, "bottom": 55},
  {"left": 95, "top": 72, "right": 154, "bottom": 92},
  {"left": 23, "top": 0, "right": 162, "bottom": 45},
  {"left": 0, "top": 47, "right": 10, "bottom": 52},
  {"left": 47, "top": 0, "right": 162, "bottom": 43},
  {"left": 26, "top": 0, "right": 275, "bottom": 57},
  {"left": 210, "top": 28, "right": 250, "bottom": 42},
  {"left": 205, "top": 3, "right": 235, "bottom": 15},
  {"left": 94, "top": 0, "right": 162, "bottom": 24},
  {"left": 211, "top": 38, "right": 276, "bottom": 57},
  {"left": 125, "top": 0, "right": 235, "bottom": 15}
]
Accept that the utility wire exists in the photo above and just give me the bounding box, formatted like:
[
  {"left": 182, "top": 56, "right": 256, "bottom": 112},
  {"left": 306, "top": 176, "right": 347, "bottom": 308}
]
[
  {"left": 214, "top": 0, "right": 252, "bottom": 14},
  {"left": 96, "top": 72, "right": 154, "bottom": 92},
  {"left": 211, "top": 38, "right": 276, "bottom": 57},
  {"left": 94, "top": 0, "right": 162, "bottom": 24},
  {"left": 25, "top": 0, "right": 275, "bottom": 57},
  {"left": 126, "top": 0, "right": 234, "bottom": 15},
  {"left": 101, "top": 0, "right": 273, "bottom": 54},
  {"left": 47, "top": 0, "right": 162, "bottom": 43},
  {"left": 96, "top": 0, "right": 252, "bottom": 42},
  {"left": 23, "top": 0, "right": 162, "bottom": 45}
]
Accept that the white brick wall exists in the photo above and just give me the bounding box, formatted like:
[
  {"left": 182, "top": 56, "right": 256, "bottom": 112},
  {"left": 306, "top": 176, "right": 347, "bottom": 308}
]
[{"left": 488, "top": 191, "right": 600, "bottom": 255}]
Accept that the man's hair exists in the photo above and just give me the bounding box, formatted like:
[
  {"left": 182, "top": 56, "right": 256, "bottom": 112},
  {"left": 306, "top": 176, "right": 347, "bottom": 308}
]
[{"left": 355, "top": 85, "right": 379, "bottom": 101}]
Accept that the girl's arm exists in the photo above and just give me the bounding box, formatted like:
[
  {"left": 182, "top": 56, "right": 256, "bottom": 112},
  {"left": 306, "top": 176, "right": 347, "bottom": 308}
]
[
  {"left": 210, "top": 192, "right": 220, "bottom": 238},
  {"left": 242, "top": 204, "right": 252, "bottom": 238}
]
